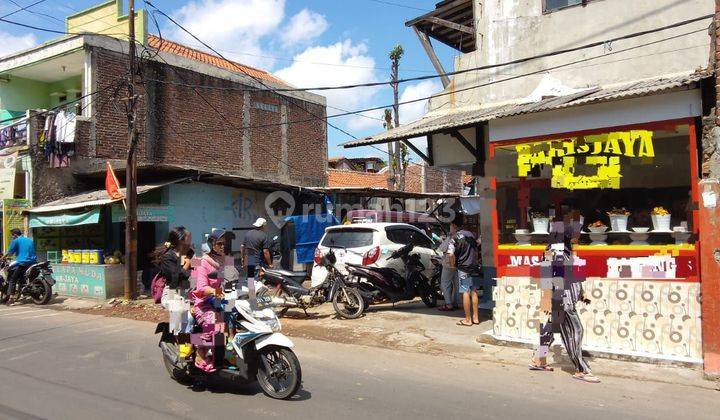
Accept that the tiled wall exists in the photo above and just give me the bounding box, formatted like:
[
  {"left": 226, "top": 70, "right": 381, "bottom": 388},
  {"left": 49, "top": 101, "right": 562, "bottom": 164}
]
[{"left": 493, "top": 277, "right": 702, "bottom": 360}]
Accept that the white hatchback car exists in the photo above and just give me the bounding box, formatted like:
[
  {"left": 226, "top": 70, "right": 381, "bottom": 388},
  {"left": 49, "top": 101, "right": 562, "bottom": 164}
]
[{"left": 311, "top": 223, "right": 439, "bottom": 287}]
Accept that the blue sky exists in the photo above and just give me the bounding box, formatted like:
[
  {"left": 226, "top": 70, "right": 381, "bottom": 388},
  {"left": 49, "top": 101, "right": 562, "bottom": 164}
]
[{"left": 0, "top": 0, "right": 459, "bottom": 159}]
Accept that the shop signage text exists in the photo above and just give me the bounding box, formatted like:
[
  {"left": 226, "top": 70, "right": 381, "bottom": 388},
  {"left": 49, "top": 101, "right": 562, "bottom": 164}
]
[
  {"left": 111, "top": 204, "right": 173, "bottom": 223},
  {"left": 516, "top": 130, "right": 654, "bottom": 190}
]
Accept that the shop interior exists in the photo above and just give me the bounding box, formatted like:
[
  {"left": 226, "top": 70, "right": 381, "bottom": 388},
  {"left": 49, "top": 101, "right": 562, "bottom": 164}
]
[{"left": 493, "top": 123, "right": 695, "bottom": 246}]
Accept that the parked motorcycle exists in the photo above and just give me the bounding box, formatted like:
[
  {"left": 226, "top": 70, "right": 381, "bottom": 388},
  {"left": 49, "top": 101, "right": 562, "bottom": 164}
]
[
  {"left": 259, "top": 249, "right": 364, "bottom": 319},
  {"left": 346, "top": 242, "right": 439, "bottom": 311},
  {"left": 156, "top": 284, "right": 302, "bottom": 400},
  {"left": 0, "top": 259, "right": 55, "bottom": 305}
]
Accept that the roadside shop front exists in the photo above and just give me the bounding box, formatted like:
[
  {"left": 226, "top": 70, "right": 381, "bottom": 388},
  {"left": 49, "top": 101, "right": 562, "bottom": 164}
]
[
  {"left": 490, "top": 110, "right": 703, "bottom": 362},
  {"left": 25, "top": 182, "right": 175, "bottom": 299},
  {"left": 343, "top": 74, "right": 707, "bottom": 363}
]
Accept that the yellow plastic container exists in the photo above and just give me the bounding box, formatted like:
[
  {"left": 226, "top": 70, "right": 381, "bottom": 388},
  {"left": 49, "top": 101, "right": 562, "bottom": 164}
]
[
  {"left": 61, "top": 249, "right": 69, "bottom": 263},
  {"left": 88, "top": 250, "right": 99, "bottom": 264},
  {"left": 178, "top": 344, "right": 193, "bottom": 358},
  {"left": 81, "top": 250, "right": 90, "bottom": 264}
]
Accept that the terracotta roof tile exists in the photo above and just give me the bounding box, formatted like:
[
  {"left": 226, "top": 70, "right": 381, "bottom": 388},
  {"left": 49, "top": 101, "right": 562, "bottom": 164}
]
[
  {"left": 328, "top": 169, "right": 388, "bottom": 189},
  {"left": 147, "top": 34, "right": 289, "bottom": 86}
]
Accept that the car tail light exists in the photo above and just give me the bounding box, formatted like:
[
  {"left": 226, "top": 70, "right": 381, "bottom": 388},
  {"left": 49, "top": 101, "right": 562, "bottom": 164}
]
[
  {"left": 362, "top": 246, "right": 380, "bottom": 266},
  {"left": 314, "top": 248, "right": 323, "bottom": 265}
]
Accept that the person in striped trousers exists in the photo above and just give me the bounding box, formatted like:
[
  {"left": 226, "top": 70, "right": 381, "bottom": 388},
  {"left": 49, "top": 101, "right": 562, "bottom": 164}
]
[{"left": 529, "top": 215, "right": 600, "bottom": 383}]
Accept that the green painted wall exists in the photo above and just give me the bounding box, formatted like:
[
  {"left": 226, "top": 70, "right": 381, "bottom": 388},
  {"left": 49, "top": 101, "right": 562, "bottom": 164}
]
[
  {"left": 48, "top": 75, "right": 83, "bottom": 108},
  {"left": 0, "top": 75, "right": 83, "bottom": 123},
  {"left": 0, "top": 76, "right": 50, "bottom": 120}
]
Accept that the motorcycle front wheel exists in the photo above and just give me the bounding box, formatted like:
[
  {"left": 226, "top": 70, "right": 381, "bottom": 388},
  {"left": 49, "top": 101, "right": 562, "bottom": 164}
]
[
  {"left": 332, "top": 286, "right": 365, "bottom": 319},
  {"left": 30, "top": 280, "right": 52, "bottom": 305},
  {"left": 256, "top": 346, "right": 302, "bottom": 400}
]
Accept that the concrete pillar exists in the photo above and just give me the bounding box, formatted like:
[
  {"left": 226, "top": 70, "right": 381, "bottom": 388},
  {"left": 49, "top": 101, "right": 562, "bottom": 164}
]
[
  {"left": 242, "top": 92, "right": 252, "bottom": 175},
  {"left": 699, "top": 0, "right": 720, "bottom": 378},
  {"left": 700, "top": 179, "right": 720, "bottom": 379},
  {"left": 279, "top": 103, "right": 289, "bottom": 181}
]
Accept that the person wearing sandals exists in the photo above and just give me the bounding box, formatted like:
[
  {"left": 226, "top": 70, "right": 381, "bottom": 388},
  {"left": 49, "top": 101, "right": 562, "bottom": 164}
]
[
  {"left": 437, "top": 229, "right": 458, "bottom": 312},
  {"left": 448, "top": 214, "right": 481, "bottom": 327},
  {"left": 529, "top": 209, "right": 600, "bottom": 383}
]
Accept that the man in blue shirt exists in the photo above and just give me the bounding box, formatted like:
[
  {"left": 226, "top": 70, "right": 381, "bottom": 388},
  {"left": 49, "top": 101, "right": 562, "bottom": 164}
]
[{"left": 5, "top": 228, "right": 37, "bottom": 304}]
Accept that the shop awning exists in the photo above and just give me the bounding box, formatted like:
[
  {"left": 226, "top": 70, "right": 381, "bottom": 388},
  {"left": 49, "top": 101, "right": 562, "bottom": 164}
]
[
  {"left": 343, "top": 72, "right": 709, "bottom": 148},
  {"left": 28, "top": 207, "right": 100, "bottom": 228},
  {"left": 26, "top": 178, "right": 188, "bottom": 214}
]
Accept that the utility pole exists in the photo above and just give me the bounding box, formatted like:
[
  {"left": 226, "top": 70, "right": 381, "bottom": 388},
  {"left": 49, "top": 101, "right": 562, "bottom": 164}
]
[
  {"left": 124, "top": 0, "right": 139, "bottom": 300},
  {"left": 389, "top": 44, "right": 405, "bottom": 191},
  {"left": 383, "top": 109, "right": 395, "bottom": 190}
]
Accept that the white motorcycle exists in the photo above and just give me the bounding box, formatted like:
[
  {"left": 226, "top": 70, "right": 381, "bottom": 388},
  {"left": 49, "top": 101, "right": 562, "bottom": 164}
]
[{"left": 155, "top": 280, "right": 302, "bottom": 399}]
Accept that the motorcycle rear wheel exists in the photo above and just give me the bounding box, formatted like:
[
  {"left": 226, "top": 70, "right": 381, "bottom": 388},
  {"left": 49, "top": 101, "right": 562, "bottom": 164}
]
[
  {"left": 256, "top": 346, "right": 302, "bottom": 400},
  {"left": 332, "top": 286, "right": 365, "bottom": 319},
  {"left": 31, "top": 280, "right": 52, "bottom": 305}
]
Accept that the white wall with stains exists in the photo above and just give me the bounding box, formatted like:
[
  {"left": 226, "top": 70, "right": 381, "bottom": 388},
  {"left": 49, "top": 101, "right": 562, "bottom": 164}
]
[{"left": 428, "top": 0, "right": 713, "bottom": 112}]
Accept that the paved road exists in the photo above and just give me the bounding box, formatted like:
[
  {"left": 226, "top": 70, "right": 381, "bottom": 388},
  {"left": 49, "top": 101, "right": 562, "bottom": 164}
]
[{"left": 0, "top": 306, "right": 717, "bottom": 420}]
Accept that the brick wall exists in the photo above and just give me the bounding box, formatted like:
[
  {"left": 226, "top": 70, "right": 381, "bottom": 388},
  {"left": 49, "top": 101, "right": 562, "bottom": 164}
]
[
  {"left": 30, "top": 115, "right": 94, "bottom": 204},
  {"left": 91, "top": 47, "right": 327, "bottom": 187}
]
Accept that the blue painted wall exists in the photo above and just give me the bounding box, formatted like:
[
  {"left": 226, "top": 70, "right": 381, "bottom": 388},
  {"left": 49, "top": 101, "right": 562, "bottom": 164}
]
[
  {"left": 167, "top": 182, "right": 280, "bottom": 254},
  {"left": 168, "top": 183, "right": 236, "bottom": 252}
]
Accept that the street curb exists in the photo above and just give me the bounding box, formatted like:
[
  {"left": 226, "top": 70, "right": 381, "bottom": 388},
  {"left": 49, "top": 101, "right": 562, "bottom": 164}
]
[{"left": 477, "top": 333, "right": 703, "bottom": 369}]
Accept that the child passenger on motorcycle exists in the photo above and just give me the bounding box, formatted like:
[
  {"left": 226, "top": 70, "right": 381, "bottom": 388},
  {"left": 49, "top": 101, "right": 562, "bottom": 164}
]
[{"left": 190, "top": 230, "right": 227, "bottom": 373}]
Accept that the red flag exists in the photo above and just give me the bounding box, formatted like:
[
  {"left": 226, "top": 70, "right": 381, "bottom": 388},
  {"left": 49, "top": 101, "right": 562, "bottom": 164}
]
[{"left": 105, "top": 162, "right": 124, "bottom": 200}]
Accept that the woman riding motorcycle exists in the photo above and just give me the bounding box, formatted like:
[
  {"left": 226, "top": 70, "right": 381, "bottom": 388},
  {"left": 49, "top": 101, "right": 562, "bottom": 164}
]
[{"left": 190, "top": 230, "right": 227, "bottom": 373}]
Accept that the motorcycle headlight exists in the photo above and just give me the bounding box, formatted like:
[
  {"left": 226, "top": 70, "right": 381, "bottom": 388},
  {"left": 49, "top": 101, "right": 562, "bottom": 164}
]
[{"left": 267, "top": 317, "right": 281, "bottom": 332}]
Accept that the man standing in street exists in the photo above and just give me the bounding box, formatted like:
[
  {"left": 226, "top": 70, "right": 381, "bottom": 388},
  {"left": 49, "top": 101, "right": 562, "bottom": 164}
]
[
  {"left": 447, "top": 214, "right": 481, "bottom": 327},
  {"left": 4, "top": 228, "right": 37, "bottom": 305},
  {"left": 241, "top": 217, "right": 273, "bottom": 279}
]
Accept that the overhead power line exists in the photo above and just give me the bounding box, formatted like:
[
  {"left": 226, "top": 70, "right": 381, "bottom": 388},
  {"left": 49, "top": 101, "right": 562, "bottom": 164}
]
[
  {"left": 145, "top": 1, "right": 361, "bottom": 142},
  {"left": 6, "top": 0, "right": 64, "bottom": 24},
  {"left": 0, "top": 0, "right": 48, "bottom": 19},
  {"left": 142, "top": 13, "right": 713, "bottom": 94},
  {"left": 146, "top": 28, "right": 707, "bottom": 138},
  {"left": 364, "top": 0, "right": 431, "bottom": 12},
  {"left": 0, "top": 16, "right": 129, "bottom": 36}
]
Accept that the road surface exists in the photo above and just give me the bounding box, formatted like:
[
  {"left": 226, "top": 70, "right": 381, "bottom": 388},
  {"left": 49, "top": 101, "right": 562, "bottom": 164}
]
[{"left": 0, "top": 306, "right": 717, "bottom": 420}]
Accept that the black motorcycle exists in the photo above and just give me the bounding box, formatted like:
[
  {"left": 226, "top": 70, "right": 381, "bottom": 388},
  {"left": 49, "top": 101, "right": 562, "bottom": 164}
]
[
  {"left": 346, "top": 242, "right": 438, "bottom": 312},
  {"left": 259, "top": 249, "right": 364, "bottom": 319},
  {"left": 0, "top": 259, "right": 55, "bottom": 305}
]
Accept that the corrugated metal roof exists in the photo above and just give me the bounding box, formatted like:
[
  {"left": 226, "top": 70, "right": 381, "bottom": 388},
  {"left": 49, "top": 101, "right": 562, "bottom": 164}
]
[
  {"left": 343, "top": 72, "right": 708, "bottom": 148},
  {"left": 27, "top": 179, "right": 188, "bottom": 214}
]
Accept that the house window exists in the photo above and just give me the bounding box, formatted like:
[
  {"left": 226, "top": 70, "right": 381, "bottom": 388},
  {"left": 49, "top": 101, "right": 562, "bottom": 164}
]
[
  {"left": 366, "top": 162, "right": 375, "bottom": 171},
  {"left": 543, "top": 0, "right": 592, "bottom": 13}
]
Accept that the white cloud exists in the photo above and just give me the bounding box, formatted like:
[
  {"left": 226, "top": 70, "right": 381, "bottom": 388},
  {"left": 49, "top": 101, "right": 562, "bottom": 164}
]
[
  {"left": 275, "top": 40, "right": 381, "bottom": 117},
  {"left": 168, "top": 0, "right": 286, "bottom": 69},
  {"left": 0, "top": 31, "right": 37, "bottom": 57},
  {"left": 280, "top": 9, "right": 328, "bottom": 47},
  {"left": 398, "top": 79, "right": 442, "bottom": 124}
]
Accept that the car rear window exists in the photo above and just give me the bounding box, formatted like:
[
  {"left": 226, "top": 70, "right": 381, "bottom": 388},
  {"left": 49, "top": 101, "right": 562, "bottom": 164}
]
[
  {"left": 321, "top": 229, "right": 374, "bottom": 249},
  {"left": 385, "top": 227, "right": 434, "bottom": 249}
]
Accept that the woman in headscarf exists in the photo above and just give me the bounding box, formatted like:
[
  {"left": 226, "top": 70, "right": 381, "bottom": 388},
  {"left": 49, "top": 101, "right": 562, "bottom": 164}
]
[
  {"left": 190, "top": 230, "right": 227, "bottom": 373},
  {"left": 150, "top": 226, "right": 192, "bottom": 307}
]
